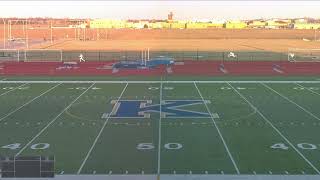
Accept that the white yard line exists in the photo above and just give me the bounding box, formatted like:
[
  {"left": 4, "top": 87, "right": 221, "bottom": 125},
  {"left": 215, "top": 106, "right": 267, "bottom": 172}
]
[
  {"left": 194, "top": 82, "right": 240, "bottom": 174},
  {"left": 77, "top": 83, "right": 128, "bottom": 174},
  {"left": 157, "top": 81, "right": 163, "bottom": 178},
  {"left": 0, "top": 80, "right": 320, "bottom": 84},
  {"left": 262, "top": 83, "right": 320, "bottom": 122},
  {"left": 0, "top": 83, "right": 28, "bottom": 97},
  {"left": 295, "top": 83, "right": 320, "bottom": 96},
  {"left": 0, "top": 83, "right": 61, "bottom": 123},
  {"left": 15, "top": 83, "right": 95, "bottom": 156},
  {"left": 227, "top": 82, "right": 320, "bottom": 174}
]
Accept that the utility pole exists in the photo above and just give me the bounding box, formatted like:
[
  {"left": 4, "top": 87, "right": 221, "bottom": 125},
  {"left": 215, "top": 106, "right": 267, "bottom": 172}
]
[
  {"left": 2, "top": 18, "right": 5, "bottom": 49},
  {"left": 26, "top": 20, "right": 29, "bottom": 49},
  {"left": 50, "top": 20, "right": 53, "bottom": 44}
]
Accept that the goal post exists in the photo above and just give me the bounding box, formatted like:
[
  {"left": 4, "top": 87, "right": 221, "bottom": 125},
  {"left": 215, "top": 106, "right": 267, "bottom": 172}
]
[
  {"left": 0, "top": 49, "right": 20, "bottom": 62},
  {"left": 22, "top": 49, "right": 63, "bottom": 62},
  {"left": 288, "top": 48, "right": 320, "bottom": 62}
]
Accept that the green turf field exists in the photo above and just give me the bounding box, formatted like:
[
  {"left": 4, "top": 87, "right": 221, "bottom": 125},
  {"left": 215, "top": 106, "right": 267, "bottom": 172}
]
[{"left": 1, "top": 79, "right": 320, "bottom": 175}]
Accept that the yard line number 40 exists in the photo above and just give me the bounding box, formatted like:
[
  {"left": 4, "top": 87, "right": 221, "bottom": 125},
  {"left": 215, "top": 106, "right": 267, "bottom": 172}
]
[
  {"left": 271, "top": 143, "right": 318, "bottom": 150},
  {"left": 2, "top": 143, "right": 50, "bottom": 150}
]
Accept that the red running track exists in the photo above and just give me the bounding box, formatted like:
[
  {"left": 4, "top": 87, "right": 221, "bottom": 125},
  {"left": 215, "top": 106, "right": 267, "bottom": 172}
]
[{"left": 0, "top": 61, "right": 319, "bottom": 76}]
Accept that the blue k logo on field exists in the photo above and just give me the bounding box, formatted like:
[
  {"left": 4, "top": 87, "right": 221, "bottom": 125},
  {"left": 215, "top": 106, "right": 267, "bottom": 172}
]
[{"left": 104, "top": 100, "right": 212, "bottom": 118}]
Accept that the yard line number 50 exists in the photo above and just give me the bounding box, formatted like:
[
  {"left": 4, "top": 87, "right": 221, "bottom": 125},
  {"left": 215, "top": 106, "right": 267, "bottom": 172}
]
[{"left": 137, "top": 143, "right": 183, "bottom": 150}]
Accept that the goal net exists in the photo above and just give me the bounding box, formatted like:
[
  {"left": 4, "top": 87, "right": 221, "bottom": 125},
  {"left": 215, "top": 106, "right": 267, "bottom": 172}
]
[
  {"left": 288, "top": 48, "right": 320, "bottom": 62},
  {"left": 0, "top": 49, "right": 20, "bottom": 62}
]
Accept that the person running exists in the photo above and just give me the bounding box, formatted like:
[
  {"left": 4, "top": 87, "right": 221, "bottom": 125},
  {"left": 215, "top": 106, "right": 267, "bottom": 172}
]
[{"left": 79, "top": 53, "right": 85, "bottom": 62}]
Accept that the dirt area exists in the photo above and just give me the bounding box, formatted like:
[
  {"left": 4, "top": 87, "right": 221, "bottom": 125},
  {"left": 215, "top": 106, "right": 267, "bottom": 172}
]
[
  {"left": 1, "top": 27, "right": 319, "bottom": 40},
  {"left": 32, "top": 39, "right": 320, "bottom": 52},
  {"left": 1, "top": 27, "right": 319, "bottom": 52}
]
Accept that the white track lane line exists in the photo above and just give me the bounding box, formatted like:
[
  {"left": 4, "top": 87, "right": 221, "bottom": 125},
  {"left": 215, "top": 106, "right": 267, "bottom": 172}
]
[
  {"left": 0, "top": 80, "right": 320, "bottom": 84},
  {"left": 194, "top": 82, "right": 240, "bottom": 174},
  {"left": 227, "top": 82, "right": 320, "bottom": 174},
  {"left": 157, "top": 82, "right": 163, "bottom": 178},
  {"left": 0, "top": 83, "right": 28, "bottom": 97},
  {"left": 262, "top": 83, "right": 320, "bottom": 121},
  {"left": 77, "top": 83, "right": 128, "bottom": 174},
  {"left": 15, "top": 83, "right": 95, "bottom": 156},
  {"left": 0, "top": 83, "right": 61, "bottom": 123},
  {"left": 296, "top": 83, "right": 320, "bottom": 96}
]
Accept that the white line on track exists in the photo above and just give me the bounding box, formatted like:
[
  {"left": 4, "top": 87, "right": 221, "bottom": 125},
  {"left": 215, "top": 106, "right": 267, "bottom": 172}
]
[
  {"left": 0, "top": 80, "right": 320, "bottom": 84},
  {"left": 194, "top": 82, "right": 240, "bottom": 174},
  {"left": 157, "top": 81, "right": 163, "bottom": 178},
  {"left": 227, "top": 82, "right": 320, "bottom": 174},
  {"left": 262, "top": 83, "right": 320, "bottom": 121},
  {"left": 0, "top": 83, "right": 28, "bottom": 97},
  {"left": 296, "top": 83, "right": 320, "bottom": 96},
  {"left": 77, "top": 83, "right": 128, "bottom": 174},
  {"left": 15, "top": 83, "right": 95, "bottom": 156},
  {"left": 0, "top": 83, "right": 61, "bottom": 123}
]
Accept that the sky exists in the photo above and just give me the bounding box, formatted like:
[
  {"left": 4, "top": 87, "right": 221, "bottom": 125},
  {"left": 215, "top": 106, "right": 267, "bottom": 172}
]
[{"left": 1, "top": 1, "right": 320, "bottom": 20}]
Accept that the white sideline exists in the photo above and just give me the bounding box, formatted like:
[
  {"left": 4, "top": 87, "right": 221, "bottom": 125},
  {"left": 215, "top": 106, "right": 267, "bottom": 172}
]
[
  {"left": 0, "top": 83, "right": 28, "bottom": 97},
  {"left": 0, "top": 78, "right": 6, "bottom": 81},
  {"left": 0, "top": 83, "right": 61, "bottom": 123},
  {"left": 295, "top": 83, "right": 320, "bottom": 96},
  {"left": 15, "top": 83, "right": 95, "bottom": 156},
  {"left": 194, "top": 82, "right": 240, "bottom": 174},
  {"left": 0, "top": 80, "right": 320, "bottom": 84},
  {"left": 77, "top": 83, "right": 129, "bottom": 174},
  {"left": 157, "top": 81, "right": 163, "bottom": 177},
  {"left": 227, "top": 82, "right": 320, "bottom": 174},
  {"left": 262, "top": 83, "right": 320, "bottom": 121}
]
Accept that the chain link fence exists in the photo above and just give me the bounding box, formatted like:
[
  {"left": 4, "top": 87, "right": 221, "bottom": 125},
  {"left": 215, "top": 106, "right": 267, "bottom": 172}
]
[{"left": 0, "top": 49, "right": 288, "bottom": 62}]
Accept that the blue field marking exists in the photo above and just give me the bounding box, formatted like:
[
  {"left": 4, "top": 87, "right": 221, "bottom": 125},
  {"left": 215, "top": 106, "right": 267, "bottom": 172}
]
[{"left": 107, "top": 100, "right": 211, "bottom": 118}]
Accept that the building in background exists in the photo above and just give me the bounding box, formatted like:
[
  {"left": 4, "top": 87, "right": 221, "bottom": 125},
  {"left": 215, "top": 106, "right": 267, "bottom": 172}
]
[{"left": 224, "top": 21, "right": 247, "bottom": 29}]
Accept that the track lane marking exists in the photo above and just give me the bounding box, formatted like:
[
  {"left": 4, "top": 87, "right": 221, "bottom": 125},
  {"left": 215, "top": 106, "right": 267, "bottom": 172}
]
[
  {"left": 194, "top": 82, "right": 240, "bottom": 174},
  {"left": 262, "top": 83, "right": 320, "bottom": 122},
  {"left": 0, "top": 83, "right": 28, "bottom": 97},
  {"left": 227, "top": 82, "right": 320, "bottom": 174},
  {"left": 0, "top": 83, "right": 61, "bottom": 123},
  {"left": 77, "top": 83, "right": 128, "bottom": 174},
  {"left": 15, "top": 83, "right": 95, "bottom": 156}
]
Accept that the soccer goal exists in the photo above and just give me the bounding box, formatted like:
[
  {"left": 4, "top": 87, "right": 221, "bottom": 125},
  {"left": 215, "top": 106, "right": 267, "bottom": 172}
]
[
  {"left": 288, "top": 48, "right": 320, "bottom": 62},
  {"left": 21, "top": 49, "right": 63, "bottom": 62},
  {"left": 0, "top": 49, "right": 20, "bottom": 62}
]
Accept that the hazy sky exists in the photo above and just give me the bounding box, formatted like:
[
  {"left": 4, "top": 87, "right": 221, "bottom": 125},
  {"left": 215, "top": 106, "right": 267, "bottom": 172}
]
[{"left": 1, "top": 1, "right": 320, "bottom": 20}]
